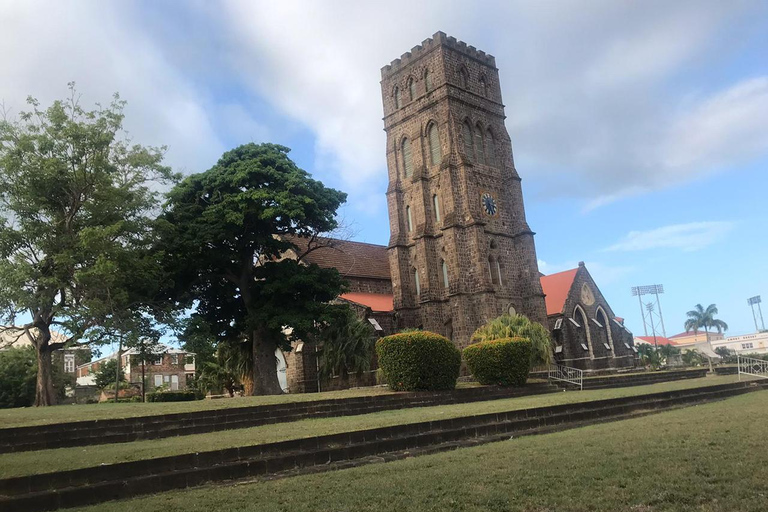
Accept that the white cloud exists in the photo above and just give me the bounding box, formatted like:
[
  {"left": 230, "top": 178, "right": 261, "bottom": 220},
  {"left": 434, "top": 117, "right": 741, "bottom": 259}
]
[
  {"left": 538, "top": 259, "right": 634, "bottom": 285},
  {"left": 605, "top": 221, "right": 734, "bottom": 252}
]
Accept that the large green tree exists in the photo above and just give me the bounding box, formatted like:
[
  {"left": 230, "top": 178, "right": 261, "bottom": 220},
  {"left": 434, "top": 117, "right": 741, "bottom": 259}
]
[
  {"left": 0, "top": 85, "right": 175, "bottom": 405},
  {"left": 684, "top": 303, "right": 729, "bottom": 339},
  {"left": 158, "top": 143, "right": 347, "bottom": 395}
]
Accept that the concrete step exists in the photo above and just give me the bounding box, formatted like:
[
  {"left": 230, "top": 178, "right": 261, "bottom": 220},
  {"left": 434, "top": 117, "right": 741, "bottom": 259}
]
[{"left": 1, "top": 380, "right": 763, "bottom": 512}]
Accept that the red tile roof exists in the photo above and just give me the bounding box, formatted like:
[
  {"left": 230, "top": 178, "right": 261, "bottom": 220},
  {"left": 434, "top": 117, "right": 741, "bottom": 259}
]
[
  {"left": 339, "top": 292, "right": 394, "bottom": 312},
  {"left": 668, "top": 331, "right": 697, "bottom": 339},
  {"left": 634, "top": 336, "right": 676, "bottom": 346},
  {"left": 286, "top": 236, "right": 391, "bottom": 281},
  {"left": 539, "top": 268, "right": 579, "bottom": 316}
]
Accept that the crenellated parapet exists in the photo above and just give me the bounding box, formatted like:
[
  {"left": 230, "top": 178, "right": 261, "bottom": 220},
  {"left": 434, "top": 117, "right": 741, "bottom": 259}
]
[{"left": 381, "top": 31, "right": 496, "bottom": 78}]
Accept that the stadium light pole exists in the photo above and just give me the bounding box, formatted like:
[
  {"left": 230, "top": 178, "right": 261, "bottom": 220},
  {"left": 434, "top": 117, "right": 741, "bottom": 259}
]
[
  {"left": 632, "top": 284, "right": 666, "bottom": 338},
  {"left": 748, "top": 296, "right": 765, "bottom": 332}
]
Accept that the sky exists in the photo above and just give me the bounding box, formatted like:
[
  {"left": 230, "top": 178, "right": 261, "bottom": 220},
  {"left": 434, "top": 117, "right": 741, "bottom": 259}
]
[{"left": 1, "top": 0, "right": 767, "bottom": 340}]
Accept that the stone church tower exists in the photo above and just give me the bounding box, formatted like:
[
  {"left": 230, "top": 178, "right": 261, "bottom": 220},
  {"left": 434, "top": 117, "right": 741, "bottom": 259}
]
[{"left": 380, "top": 32, "right": 548, "bottom": 350}]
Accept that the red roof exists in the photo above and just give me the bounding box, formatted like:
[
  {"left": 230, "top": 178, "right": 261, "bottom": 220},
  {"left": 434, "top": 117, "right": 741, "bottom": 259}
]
[
  {"left": 339, "top": 292, "right": 394, "bottom": 312},
  {"left": 669, "top": 331, "right": 696, "bottom": 339},
  {"left": 286, "top": 236, "right": 390, "bottom": 281},
  {"left": 539, "top": 268, "right": 578, "bottom": 316},
  {"left": 635, "top": 336, "right": 676, "bottom": 346}
]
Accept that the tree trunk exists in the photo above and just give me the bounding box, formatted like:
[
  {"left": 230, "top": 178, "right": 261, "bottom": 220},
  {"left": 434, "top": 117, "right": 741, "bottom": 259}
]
[
  {"left": 251, "top": 328, "right": 283, "bottom": 395},
  {"left": 34, "top": 345, "right": 56, "bottom": 406}
]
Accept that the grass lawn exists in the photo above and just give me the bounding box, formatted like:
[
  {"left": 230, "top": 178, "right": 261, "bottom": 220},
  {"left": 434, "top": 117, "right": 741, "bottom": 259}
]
[
  {"left": 71, "top": 389, "right": 768, "bottom": 512},
  {"left": 0, "top": 375, "right": 743, "bottom": 479}
]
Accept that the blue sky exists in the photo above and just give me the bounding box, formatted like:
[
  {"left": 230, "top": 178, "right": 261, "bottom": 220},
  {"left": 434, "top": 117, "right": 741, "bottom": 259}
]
[{"left": 2, "top": 0, "right": 767, "bottom": 339}]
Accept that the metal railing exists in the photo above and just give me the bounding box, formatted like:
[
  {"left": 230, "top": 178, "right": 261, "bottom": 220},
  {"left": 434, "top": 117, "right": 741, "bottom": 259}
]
[
  {"left": 738, "top": 354, "right": 768, "bottom": 381},
  {"left": 548, "top": 364, "right": 583, "bottom": 390}
]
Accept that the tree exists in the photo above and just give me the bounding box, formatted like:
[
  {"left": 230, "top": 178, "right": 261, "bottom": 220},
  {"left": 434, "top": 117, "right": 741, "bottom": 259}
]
[
  {"left": 685, "top": 304, "right": 729, "bottom": 339},
  {"left": 92, "top": 358, "right": 125, "bottom": 390},
  {"left": 471, "top": 313, "right": 553, "bottom": 366},
  {"left": 0, "top": 346, "right": 37, "bottom": 408},
  {"left": 0, "top": 85, "right": 175, "bottom": 405},
  {"left": 179, "top": 315, "right": 218, "bottom": 373},
  {"left": 317, "top": 307, "right": 377, "bottom": 382},
  {"left": 158, "top": 143, "right": 347, "bottom": 395}
]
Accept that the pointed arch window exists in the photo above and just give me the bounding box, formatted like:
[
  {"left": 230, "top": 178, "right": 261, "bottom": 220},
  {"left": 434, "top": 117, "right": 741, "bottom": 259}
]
[
  {"left": 424, "top": 69, "right": 432, "bottom": 92},
  {"left": 406, "top": 205, "right": 413, "bottom": 232},
  {"left": 479, "top": 75, "right": 488, "bottom": 97},
  {"left": 394, "top": 87, "right": 401, "bottom": 109},
  {"left": 488, "top": 256, "right": 500, "bottom": 285},
  {"left": 427, "top": 122, "right": 441, "bottom": 166},
  {"left": 474, "top": 123, "right": 485, "bottom": 165},
  {"left": 401, "top": 137, "right": 413, "bottom": 177},
  {"left": 407, "top": 77, "right": 416, "bottom": 101},
  {"left": 485, "top": 129, "right": 496, "bottom": 166},
  {"left": 495, "top": 258, "right": 502, "bottom": 286},
  {"left": 596, "top": 308, "right": 613, "bottom": 351},
  {"left": 414, "top": 268, "right": 421, "bottom": 296},
  {"left": 441, "top": 260, "right": 449, "bottom": 289},
  {"left": 460, "top": 67, "right": 469, "bottom": 88},
  {"left": 433, "top": 194, "right": 441, "bottom": 223},
  {"left": 462, "top": 122, "right": 474, "bottom": 161}
]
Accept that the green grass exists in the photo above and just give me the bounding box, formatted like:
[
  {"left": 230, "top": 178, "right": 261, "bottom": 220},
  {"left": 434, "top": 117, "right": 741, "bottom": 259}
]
[
  {"left": 0, "top": 375, "right": 742, "bottom": 479},
  {"left": 0, "top": 385, "right": 406, "bottom": 429},
  {"left": 71, "top": 389, "right": 768, "bottom": 512}
]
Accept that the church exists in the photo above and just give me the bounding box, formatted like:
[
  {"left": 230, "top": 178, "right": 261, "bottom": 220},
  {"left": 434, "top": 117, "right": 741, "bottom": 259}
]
[{"left": 285, "top": 32, "right": 637, "bottom": 393}]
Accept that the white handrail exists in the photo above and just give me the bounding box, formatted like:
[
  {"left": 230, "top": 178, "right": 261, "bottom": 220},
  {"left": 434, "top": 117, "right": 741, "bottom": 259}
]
[
  {"left": 738, "top": 354, "right": 768, "bottom": 381},
  {"left": 548, "top": 364, "right": 583, "bottom": 391}
]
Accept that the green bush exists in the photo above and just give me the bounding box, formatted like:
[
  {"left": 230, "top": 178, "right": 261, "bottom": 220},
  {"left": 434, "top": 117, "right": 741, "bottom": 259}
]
[
  {"left": 146, "top": 390, "right": 202, "bottom": 402},
  {"left": 0, "top": 346, "right": 37, "bottom": 408},
  {"left": 376, "top": 331, "right": 460, "bottom": 391},
  {"left": 471, "top": 314, "right": 552, "bottom": 366},
  {"left": 463, "top": 337, "right": 532, "bottom": 386}
]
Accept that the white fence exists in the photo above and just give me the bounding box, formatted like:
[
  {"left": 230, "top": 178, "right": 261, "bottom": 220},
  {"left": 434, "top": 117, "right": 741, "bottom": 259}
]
[
  {"left": 738, "top": 355, "right": 768, "bottom": 381},
  {"left": 548, "top": 364, "right": 583, "bottom": 390}
]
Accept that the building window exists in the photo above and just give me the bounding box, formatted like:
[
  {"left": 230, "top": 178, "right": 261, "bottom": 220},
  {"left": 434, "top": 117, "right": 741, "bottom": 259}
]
[
  {"left": 474, "top": 123, "right": 485, "bottom": 165},
  {"left": 154, "top": 374, "right": 162, "bottom": 387},
  {"left": 485, "top": 130, "right": 496, "bottom": 166},
  {"left": 414, "top": 268, "right": 421, "bottom": 296},
  {"left": 742, "top": 342, "right": 754, "bottom": 349},
  {"left": 427, "top": 122, "right": 441, "bottom": 165},
  {"left": 433, "top": 194, "right": 441, "bottom": 222},
  {"left": 394, "top": 87, "right": 401, "bottom": 109},
  {"left": 153, "top": 356, "right": 163, "bottom": 365},
  {"left": 488, "top": 256, "right": 500, "bottom": 285},
  {"left": 401, "top": 137, "right": 413, "bottom": 177},
  {"left": 460, "top": 67, "right": 469, "bottom": 88},
  {"left": 479, "top": 75, "right": 488, "bottom": 97},
  {"left": 442, "top": 260, "right": 449, "bottom": 289},
  {"left": 64, "top": 353, "right": 75, "bottom": 373},
  {"left": 424, "top": 69, "right": 432, "bottom": 91},
  {"left": 171, "top": 354, "right": 179, "bottom": 365},
  {"left": 406, "top": 205, "right": 413, "bottom": 232},
  {"left": 462, "top": 122, "right": 474, "bottom": 161},
  {"left": 408, "top": 77, "right": 416, "bottom": 101}
]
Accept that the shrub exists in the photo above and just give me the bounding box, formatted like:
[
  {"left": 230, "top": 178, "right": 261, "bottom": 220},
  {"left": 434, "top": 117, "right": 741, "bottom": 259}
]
[
  {"left": 146, "top": 390, "right": 202, "bottom": 402},
  {"left": 0, "top": 346, "right": 37, "bottom": 408},
  {"left": 376, "top": 331, "right": 460, "bottom": 391},
  {"left": 471, "top": 314, "right": 552, "bottom": 366},
  {"left": 463, "top": 337, "right": 532, "bottom": 386}
]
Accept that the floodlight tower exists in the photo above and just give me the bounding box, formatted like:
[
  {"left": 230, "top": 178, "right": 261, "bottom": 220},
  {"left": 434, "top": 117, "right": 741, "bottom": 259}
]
[
  {"left": 748, "top": 296, "right": 765, "bottom": 332},
  {"left": 631, "top": 284, "right": 667, "bottom": 338}
]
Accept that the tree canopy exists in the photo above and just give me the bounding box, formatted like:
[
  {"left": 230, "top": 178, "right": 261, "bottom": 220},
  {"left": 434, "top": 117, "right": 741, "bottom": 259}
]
[
  {"left": 158, "top": 143, "right": 348, "bottom": 394},
  {"left": 0, "top": 84, "right": 175, "bottom": 405},
  {"left": 685, "top": 304, "right": 728, "bottom": 336}
]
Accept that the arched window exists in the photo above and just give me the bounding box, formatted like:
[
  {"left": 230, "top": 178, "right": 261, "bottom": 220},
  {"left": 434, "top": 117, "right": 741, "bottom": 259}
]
[
  {"left": 394, "top": 87, "right": 401, "bottom": 109},
  {"left": 414, "top": 268, "right": 421, "bottom": 296},
  {"left": 496, "top": 258, "right": 502, "bottom": 286},
  {"left": 485, "top": 129, "right": 496, "bottom": 166},
  {"left": 433, "top": 194, "right": 441, "bottom": 223},
  {"left": 474, "top": 123, "right": 485, "bottom": 165},
  {"left": 441, "top": 260, "right": 449, "bottom": 289},
  {"left": 406, "top": 205, "right": 413, "bottom": 232},
  {"left": 479, "top": 75, "right": 488, "bottom": 97},
  {"left": 460, "top": 67, "right": 469, "bottom": 88},
  {"left": 573, "top": 305, "right": 592, "bottom": 355},
  {"left": 488, "top": 256, "right": 500, "bottom": 285},
  {"left": 462, "top": 122, "right": 474, "bottom": 161},
  {"left": 427, "top": 122, "right": 441, "bottom": 165},
  {"left": 401, "top": 137, "right": 413, "bottom": 177},
  {"left": 407, "top": 77, "right": 416, "bottom": 101},
  {"left": 596, "top": 307, "right": 613, "bottom": 351},
  {"left": 424, "top": 69, "right": 432, "bottom": 92}
]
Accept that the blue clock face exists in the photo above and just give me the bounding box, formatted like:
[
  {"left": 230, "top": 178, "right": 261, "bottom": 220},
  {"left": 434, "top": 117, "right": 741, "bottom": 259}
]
[{"left": 482, "top": 193, "right": 497, "bottom": 216}]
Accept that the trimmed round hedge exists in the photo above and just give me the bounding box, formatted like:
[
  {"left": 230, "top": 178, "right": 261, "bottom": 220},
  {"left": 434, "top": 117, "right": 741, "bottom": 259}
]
[
  {"left": 463, "top": 337, "right": 532, "bottom": 386},
  {"left": 376, "top": 331, "right": 461, "bottom": 391}
]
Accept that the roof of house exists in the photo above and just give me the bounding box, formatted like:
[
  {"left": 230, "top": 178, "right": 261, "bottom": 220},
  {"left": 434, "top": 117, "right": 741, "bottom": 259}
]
[
  {"left": 339, "top": 292, "right": 394, "bottom": 312},
  {"left": 634, "top": 336, "right": 676, "bottom": 346},
  {"left": 0, "top": 327, "right": 68, "bottom": 349},
  {"left": 668, "top": 331, "right": 702, "bottom": 339},
  {"left": 286, "top": 236, "right": 391, "bottom": 281},
  {"left": 539, "top": 268, "right": 579, "bottom": 316}
]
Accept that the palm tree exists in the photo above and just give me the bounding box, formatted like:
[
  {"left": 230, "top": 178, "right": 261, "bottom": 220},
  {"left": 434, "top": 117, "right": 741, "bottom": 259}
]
[
  {"left": 685, "top": 304, "right": 729, "bottom": 340},
  {"left": 318, "top": 309, "right": 377, "bottom": 382},
  {"left": 471, "top": 313, "right": 553, "bottom": 367}
]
